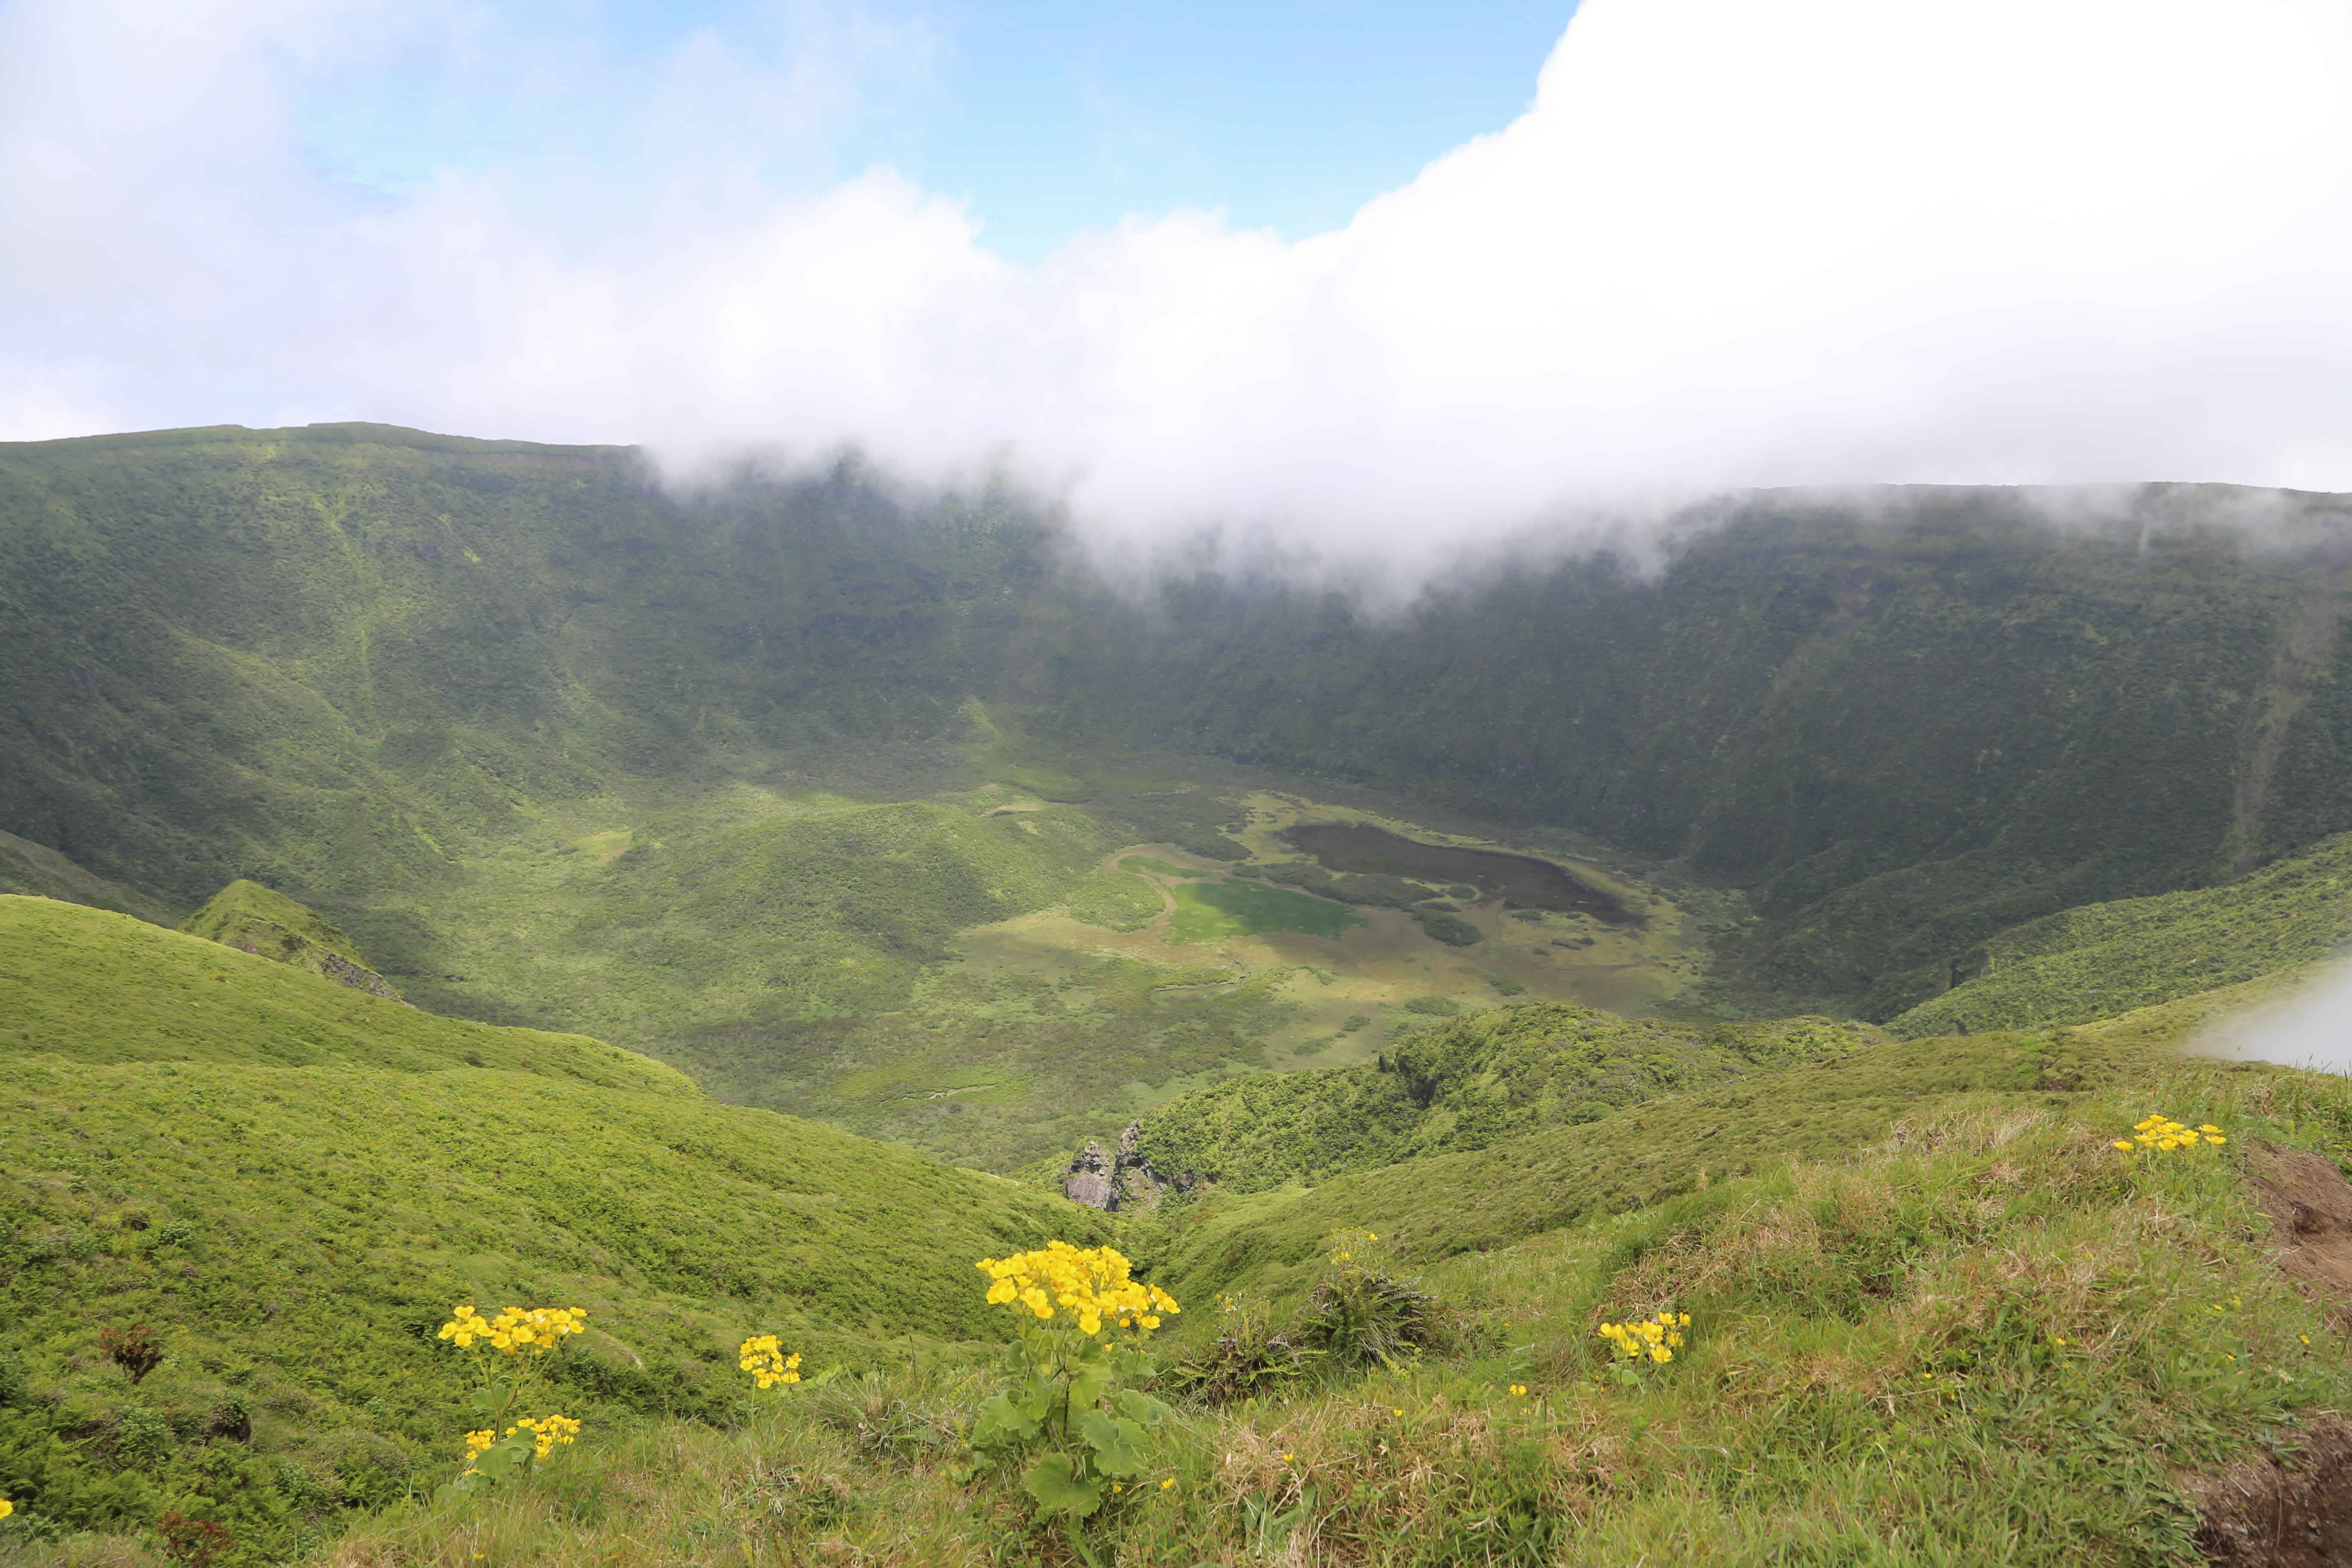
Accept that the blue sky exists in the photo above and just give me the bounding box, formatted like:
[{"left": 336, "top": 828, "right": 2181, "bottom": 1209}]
[{"left": 296, "top": 0, "right": 1579, "bottom": 262}]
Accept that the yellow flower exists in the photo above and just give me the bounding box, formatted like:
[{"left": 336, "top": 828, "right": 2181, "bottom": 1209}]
[
  {"left": 973, "top": 1242, "right": 1181, "bottom": 1338},
  {"left": 437, "top": 1304, "right": 588, "bottom": 1359},
  {"left": 1508, "top": 1384, "right": 1527, "bottom": 1396},
  {"left": 1599, "top": 1309, "right": 1689, "bottom": 1365},
  {"left": 739, "top": 1335, "right": 806, "bottom": 1390},
  {"left": 0, "top": 1499, "right": 12, "bottom": 1520},
  {"left": 1161, "top": 1477, "right": 1176, "bottom": 1489}
]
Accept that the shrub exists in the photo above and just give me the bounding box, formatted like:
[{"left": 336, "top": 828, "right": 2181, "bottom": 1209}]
[
  {"left": 1298, "top": 1267, "right": 1435, "bottom": 1372},
  {"left": 1415, "top": 911, "right": 1482, "bottom": 946},
  {"left": 98, "top": 1325, "right": 163, "bottom": 1384},
  {"left": 1159, "top": 1295, "right": 1318, "bottom": 1406},
  {"left": 158, "top": 1512, "right": 232, "bottom": 1566}
]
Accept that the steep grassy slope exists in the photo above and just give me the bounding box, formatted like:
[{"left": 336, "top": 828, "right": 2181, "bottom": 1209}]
[
  {"left": 0, "top": 424, "right": 1059, "bottom": 910},
  {"left": 180, "top": 879, "right": 403, "bottom": 998},
  {"left": 317, "top": 1027, "right": 2352, "bottom": 1567},
  {"left": 0, "top": 832, "right": 175, "bottom": 927},
  {"left": 0, "top": 898, "right": 1106, "bottom": 1554},
  {"left": 1146, "top": 1022, "right": 2168, "bottom": 1305},
  {"left": 1, "top": 897, "right": 679, "bottom": 1088},
  {"left": 1886, "top": 829, "right": 2352, "bottom": 1038},
  {"left": 1124, "top": 1004, "right": 1880, "bottom": 1194}
]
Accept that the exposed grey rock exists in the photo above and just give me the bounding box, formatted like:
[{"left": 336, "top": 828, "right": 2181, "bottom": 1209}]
[
  {"left": 1063, "top": 1141, "right": 1118, "bottom": 1210},
  {"left": 1066, "top": 1121, "right": 1191, "bottom": 1211}
]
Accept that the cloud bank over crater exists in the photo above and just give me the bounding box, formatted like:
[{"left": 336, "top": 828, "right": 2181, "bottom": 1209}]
[{"left": 5, "top": 0, "right": 2351, "bottom": 564}]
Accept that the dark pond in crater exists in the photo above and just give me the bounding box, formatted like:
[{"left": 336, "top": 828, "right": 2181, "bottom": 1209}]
[{"left": 1282, "top": 822, "right": 1644, "bottom": 928}]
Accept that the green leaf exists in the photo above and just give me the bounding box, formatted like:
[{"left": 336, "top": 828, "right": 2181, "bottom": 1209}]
[
  {"left": 1113, "top": 1388, "right": 1172, "bottom": 1427},
  {"left": 1021, "top": 1452, "right": 1102, "bottom": 1519},
  {"left": 971, "top": 1393, "right": 1043, "bottom": 1449},
  {"left": 1078, "top": 1410, "right": 1149, "bottom": 1478},
  {"left": 1068, "top": 1358, "right": 1116, "bottom": 1411},
  {"left": 1012, "top": 1372, "right": 1058, "bottom": 1422}
]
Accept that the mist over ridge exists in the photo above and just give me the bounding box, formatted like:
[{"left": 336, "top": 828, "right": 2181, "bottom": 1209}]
[{"left": 6, "top": 0, "right": 2352, "bottom": 574}]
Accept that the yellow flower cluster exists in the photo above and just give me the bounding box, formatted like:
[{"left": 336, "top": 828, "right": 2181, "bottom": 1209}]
[
  {"left": 975, "top": 1240, "right": 1181, "bottom": 1337},
  {"left": 436, "top": 1304, "right": 589, "bottom": 1354},
  {"left": 515, "top": 1414, "right": 582, "bottom": 1460},
  {"left": 0, "top": 1498, "right": 12, "bottom": 1520},
  {"left": 739, "top": 1334, "right": 803, "bottom": 1390},
  {"left": 2112, "top": 1115, "right": 2227, "bottom": 1154},
  {"left": 463, "top": 1429, "right": 495, "bottom": 1459},
  {"left": 1598, "top": 1311, "right": 1689, "bottom": 1364}
]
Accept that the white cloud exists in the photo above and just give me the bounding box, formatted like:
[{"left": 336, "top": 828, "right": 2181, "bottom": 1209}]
[
  {"left": 3, "top": 0, "right": 2350, "bottom": 564},
  {"left": 2196, "top": 959, "right": 2352, "bottom": 1078}
]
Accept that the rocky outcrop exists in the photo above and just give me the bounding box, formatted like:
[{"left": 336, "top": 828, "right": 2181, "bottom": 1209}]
[
  {"left": 1063, "top": 1141, "right": 1119, "bottom": 1209},
  {"left": 1062, "top": 1121, "right": 1196, "bottom": 1211},
  {"left": 181, "top": 879, "right": 406, "bottom": 1003}
]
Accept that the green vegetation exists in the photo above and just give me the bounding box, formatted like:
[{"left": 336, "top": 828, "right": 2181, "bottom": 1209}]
[
  {"left": 1050, "top": 490, "right": 2352, "bottom": 1012},
  {"left": 1414, "top": 909, "right": 1481, "bottom": 946},
  {"left": 1116, "top": 855, "right": 1213, "bottom": 879},
  {"left": 0, "top": 898, "right": 1106, "bottom": 1556},
  {"left": 1124, "top": 1004, "right": 1876, "bottom": 1196},
  {"left": 154, "top": 1012, "right": 2352, "bottom": 1567},
  {"left": 1064, "top": 870, "right": 1162, "bottom": 931},
  {"left": 1887, "top": 829, "right": 2352, "bottom": 1038},
  {"left": 0, "top": 831, "right": 175, "bottom": 927},
  {"left": 21, "top": 425, "right": 2352, "bottom": 1559},
  {"left": 1164, "top": 881, "right": 1363, "bottom": 944},
  {"left": 180, "top": 880, "right": 402, "bottom": 998},
  {"left": 1, "top": 897, "right": 679, "bottom": 1090}
]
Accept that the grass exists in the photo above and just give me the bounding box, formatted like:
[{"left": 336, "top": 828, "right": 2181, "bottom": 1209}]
[
  {"left": 1166, "top": 882, "right": 1364, "bottom": 944},
  {"left": 1118, "top": 856, "right": 1215, "bottom": 879},
  {"left": 1063, "top": 871, "right": 1162, "bottom": 931},
  {"left": 1886, "top": 829, "right": 2352, "bottom": 1037},
  {"left": 0, "top": 898, "right": 1111, "bottom": 1557},
  {"left": 178, "top": 880, "right": 402, "bottom": 997},
  {"left": 0, "top": 897, "right": 682, "bottom": 1091},
  {"left": 1122, "top": 1005, "right": 1881, "bottom": 1197},
  {"left": 61, "top": 1038, "right": 2350, "bottom": 1568},
  {"left": 1139, "top": 1018, "right": 2169, "bottom": 1307}
]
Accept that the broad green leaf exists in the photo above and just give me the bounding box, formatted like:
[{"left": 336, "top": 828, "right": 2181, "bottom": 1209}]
[
  {"left": 1078, "top": 1410, "right": 1149, "bottom": 1478},
  {"left": 971, "top": 1393, "right": 1042, "bottom": 1448},
  {"left": 1021, "top": 1452, "right": 1102, "bottom": 1519},
  {"left": 1068, "top": 1359, "right": 1116, "bottom": 1411},
  {"left": 1113, "top": 1388, "right": 1172, "bottom": 1427},
  {"left": 1012, "top": 1373, "right": 1058, "bottom": 1422}
]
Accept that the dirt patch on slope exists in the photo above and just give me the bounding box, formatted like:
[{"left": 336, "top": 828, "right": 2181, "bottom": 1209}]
[
  {"left": 2193, "top": 1420, "right": 2352, "bottom": 1567},
  {"left": 2188, "top": 1143, "right": 2352, "bottom": 1564},
  {"left": 2247, "top": 1142, "right": 2352, "bottom": 1308}
]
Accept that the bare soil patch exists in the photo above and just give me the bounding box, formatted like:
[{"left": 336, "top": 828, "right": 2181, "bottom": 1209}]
[{"left": 2189, "top": 1144, "right": 2352, "bottom": 1564}]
